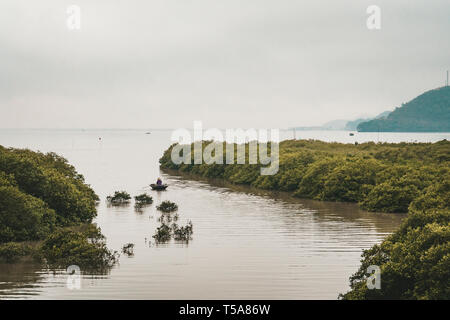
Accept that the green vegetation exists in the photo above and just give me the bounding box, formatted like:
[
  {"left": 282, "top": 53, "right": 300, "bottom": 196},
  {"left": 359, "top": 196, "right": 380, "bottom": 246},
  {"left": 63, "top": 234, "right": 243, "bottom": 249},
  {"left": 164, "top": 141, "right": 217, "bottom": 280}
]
[
  {"left": 340, "top": 208, "right": 449, "bottom": 300},
  {"left": 160, "top": 139, "right": 449, "bottom": 214},
  {"left": 39, "top": 225, "right": 118, "bottom": 271},
  {"left": 0, "top": 242, "right": 32, "bottom": 263},
  {"left": 152, "top": 221, "right": 194, "bottom": 244},
  {"left": 0, "top": 147, "right": 98, "bottom": 226},
  {"left": 159, "top": 212, "right": 179, "bottom": 224},
  {"left": 172, "top": 221, "right": 194, "bottom": 242},
  {"left": 0, "top": 185, "right": 56, "bottom": 243},
  {"left": 156, "top": 200, "right": 178, "bottom": 213},
  {"left": 160, "top": 139, "right": 449, "bottom": 299},
  {"left": 152, "top": 223, "right": 172, "bottom": 243},
  {"left": 0, "top": 146, "right": 117, "bottom": 270},
  {"left": 121, "top": 243, "right": 135, "bottom": 256},
  {"left": 107, "top": 191, "right": 131, "bottom": 204},
  {"left": 358, "top": 86, "right": 450, "bottom": 132},
  {"left": 134, "top": 193, "right": 153, "bottom": 205},
  {"left": 152, "top": 201, "right": 193, "bottom": 243}
]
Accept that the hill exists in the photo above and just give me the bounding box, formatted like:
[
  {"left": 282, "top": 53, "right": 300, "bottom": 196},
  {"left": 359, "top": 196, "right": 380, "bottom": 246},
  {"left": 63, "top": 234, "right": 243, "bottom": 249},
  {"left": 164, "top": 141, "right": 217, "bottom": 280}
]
[
  {"left": 292, "top": 111, "right": 391, "bottom": 131},
  {"left": 344, "top": 111, "right": 391, "bottom": 130},
  {"left": 358, "top": 86, "right": 450, "bottom": 132}
]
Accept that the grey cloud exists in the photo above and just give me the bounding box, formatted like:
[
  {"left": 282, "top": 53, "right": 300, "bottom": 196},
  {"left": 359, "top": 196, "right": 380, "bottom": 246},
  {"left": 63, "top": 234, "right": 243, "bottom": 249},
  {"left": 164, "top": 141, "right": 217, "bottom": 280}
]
[{"left": 0, "top": 0, "right": 449, "bottom": 128}]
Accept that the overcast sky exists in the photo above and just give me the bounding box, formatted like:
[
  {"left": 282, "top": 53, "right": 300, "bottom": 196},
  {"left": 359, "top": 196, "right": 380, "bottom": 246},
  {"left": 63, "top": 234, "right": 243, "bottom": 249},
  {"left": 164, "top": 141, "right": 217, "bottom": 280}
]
[{"left": 1, "top": 0, "right": 449, "bottom": 129}]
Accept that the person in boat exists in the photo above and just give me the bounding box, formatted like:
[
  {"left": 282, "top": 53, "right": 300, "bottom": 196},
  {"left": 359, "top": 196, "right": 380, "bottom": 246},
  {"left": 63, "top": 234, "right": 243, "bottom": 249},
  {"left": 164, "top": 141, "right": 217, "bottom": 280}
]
[{"left": 156, "top": 177, "right": 162, "bottom": 186}]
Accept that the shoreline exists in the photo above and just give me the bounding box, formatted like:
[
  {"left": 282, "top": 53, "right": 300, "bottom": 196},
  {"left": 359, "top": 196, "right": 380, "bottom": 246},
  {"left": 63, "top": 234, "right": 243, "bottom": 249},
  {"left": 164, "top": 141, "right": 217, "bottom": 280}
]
[{"left": 160, "top": 167, "right": 407, "bottom": 219}]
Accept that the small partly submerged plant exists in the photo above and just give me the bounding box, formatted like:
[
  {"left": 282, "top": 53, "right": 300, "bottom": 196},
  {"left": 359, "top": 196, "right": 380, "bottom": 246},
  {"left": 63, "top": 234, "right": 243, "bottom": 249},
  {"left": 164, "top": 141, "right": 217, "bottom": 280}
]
[
  {"left": 172, "top": 221, "right": 194, "bottom": 242},
  {"left": 107, "top": 191, "right": 131, "bottom": 205},
  {"left": 156, "top": 200, "right": 178, "bottom": 213},
  {"left": 151, "top": 220, "right": 194, "bottom": 245},
  {"left": 134, "top": 193, "right": 153, "bottom": 206},
  {"left": 158, "top": 212, "right": 178, "bottom": 224},
  {"left": 152, "top": 223, "right": 171, "bottom": 243},
  {"left": 121, "top": 243, "right": 135, "bottom": 256}
]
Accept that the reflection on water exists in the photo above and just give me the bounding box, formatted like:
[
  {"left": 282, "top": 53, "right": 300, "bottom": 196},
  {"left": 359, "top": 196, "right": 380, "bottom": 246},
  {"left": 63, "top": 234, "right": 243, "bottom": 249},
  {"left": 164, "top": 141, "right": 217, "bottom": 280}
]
[
  {"left": 0, "top": 262, "right": 44, "bottom": 298},
  {"left": 0, "top": 129, "right": 416, "bottom": 299},
  {"left": 0, "top": 175, "right": 404, "bottom": 300},
  {"left": 0, "top": 263, "right": 110, "bottom": 299}
]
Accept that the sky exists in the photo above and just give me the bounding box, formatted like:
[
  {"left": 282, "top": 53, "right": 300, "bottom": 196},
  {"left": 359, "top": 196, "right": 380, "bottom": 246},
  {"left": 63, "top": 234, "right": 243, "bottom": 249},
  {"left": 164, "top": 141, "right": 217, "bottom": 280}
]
[{"left": 0, "top": 0, "right": 449, "bottom": 129}]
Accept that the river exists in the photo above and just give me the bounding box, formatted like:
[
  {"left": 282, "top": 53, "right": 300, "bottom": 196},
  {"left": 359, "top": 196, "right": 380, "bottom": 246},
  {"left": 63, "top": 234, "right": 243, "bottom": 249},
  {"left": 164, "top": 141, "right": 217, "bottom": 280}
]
[{"left": 0, "top": 129, "right": 448, "bottom": 299}]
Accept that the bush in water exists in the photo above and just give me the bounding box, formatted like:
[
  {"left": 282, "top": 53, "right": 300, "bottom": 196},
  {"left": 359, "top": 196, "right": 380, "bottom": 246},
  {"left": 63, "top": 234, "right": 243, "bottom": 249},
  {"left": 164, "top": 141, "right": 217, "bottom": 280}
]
[
  {"left": 152, "top": 223, "right": 172, "bottom": 243},
  {"left": 172, "top": 221, "right": 194, "bottom": 242},
  {"left": 107, "top": 191, "right": 132, "bottom": 204},
  {"left": 156, "top": 200, "right": 178, "bottom": 213},
  {"left": 340, "top": 208, "right": 450, "bottom": 300},
  {"left": 158, "top": 212, "right": 179, "bottom": 224},
  {"left": 40, "top": 226, "right": 119, "bottom": 272},
  {"left": 121, "top": 243, "right": 135, "bottom": 256},
  {"left": 134, "top": 193, "right": 153, "bottom": 206}
]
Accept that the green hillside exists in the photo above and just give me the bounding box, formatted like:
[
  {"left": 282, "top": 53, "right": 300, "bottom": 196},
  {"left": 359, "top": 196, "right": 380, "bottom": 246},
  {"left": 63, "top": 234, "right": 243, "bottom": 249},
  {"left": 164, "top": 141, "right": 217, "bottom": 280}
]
[{"left": 358, "top": 86, "right": 450, "bottom": 132}]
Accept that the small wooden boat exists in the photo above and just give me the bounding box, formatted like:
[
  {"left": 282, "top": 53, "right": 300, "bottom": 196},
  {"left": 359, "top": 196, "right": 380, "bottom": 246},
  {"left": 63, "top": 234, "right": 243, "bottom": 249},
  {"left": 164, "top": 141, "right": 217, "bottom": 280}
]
[{"left": 150, "top": 184, "right": 168, "bottom": 191}]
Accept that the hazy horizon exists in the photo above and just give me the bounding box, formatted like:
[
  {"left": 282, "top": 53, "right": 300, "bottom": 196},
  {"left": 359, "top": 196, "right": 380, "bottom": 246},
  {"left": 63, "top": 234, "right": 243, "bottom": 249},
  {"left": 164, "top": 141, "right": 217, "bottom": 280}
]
[{"left": 1, "top": 0, "right": 449, "bottom": 129}]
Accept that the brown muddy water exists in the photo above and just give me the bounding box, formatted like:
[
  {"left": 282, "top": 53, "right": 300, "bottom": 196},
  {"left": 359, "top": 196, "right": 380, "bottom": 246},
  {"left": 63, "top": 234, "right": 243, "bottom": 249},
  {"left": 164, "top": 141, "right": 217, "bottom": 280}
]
[{"left": 0, "top": 129, "right": 430, "bottom": 299}]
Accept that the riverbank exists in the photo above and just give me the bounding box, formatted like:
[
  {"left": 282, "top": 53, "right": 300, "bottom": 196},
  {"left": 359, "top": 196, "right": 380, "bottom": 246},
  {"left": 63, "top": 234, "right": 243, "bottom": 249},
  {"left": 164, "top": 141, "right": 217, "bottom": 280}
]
[
  {"left": 0, "top": 145, "right": 118, "bottom": 270},
  {"left": 161, "top": 167, "right": 405, "bottom": 217},
  {"left": 160, "top": 139, "right": 449, "bottom": 214},
  {"left": 1, "top": 133, "right": 447, "bottom": 299},
  {"left": 160, "top": 139, "right": 450, "bottom": 299}
]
